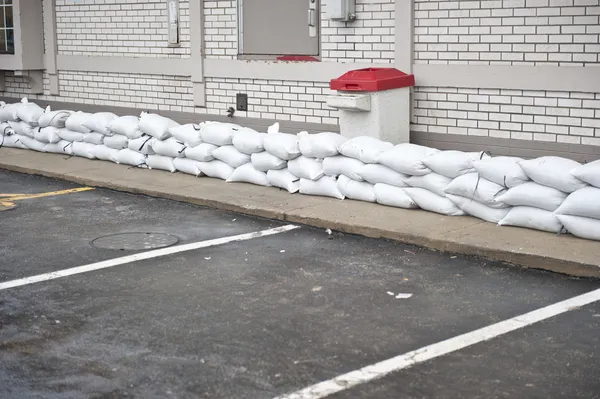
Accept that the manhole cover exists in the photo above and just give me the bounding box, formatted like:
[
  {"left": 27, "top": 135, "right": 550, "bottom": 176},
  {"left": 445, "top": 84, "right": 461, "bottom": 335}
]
[{"left": 91, "top": 232, "right": 179, "bottom": 250}]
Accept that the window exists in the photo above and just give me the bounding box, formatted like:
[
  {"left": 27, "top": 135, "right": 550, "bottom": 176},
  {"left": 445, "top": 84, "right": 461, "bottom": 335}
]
[{"left": 0, "top": 0, "right": 14, "bottom": 55}]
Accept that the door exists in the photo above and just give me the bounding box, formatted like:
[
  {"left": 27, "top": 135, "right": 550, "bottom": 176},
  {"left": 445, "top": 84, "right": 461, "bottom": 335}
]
[{"left": 241, "top": 0, "right": 319, "bottom": 56}]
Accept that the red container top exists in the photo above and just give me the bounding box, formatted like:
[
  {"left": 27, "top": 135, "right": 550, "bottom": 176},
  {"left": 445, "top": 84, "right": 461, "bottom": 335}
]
[{"left": 330, "top": 68, "right": 415, "bottom": 92}]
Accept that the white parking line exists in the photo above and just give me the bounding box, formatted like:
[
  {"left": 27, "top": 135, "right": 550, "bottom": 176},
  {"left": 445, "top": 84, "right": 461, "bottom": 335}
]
[
  {"left": 0, "top": 224, "right": 299, "bottom": 291},
  {"left": 276, "top": 287, "right": 600, "bottom": 399}
]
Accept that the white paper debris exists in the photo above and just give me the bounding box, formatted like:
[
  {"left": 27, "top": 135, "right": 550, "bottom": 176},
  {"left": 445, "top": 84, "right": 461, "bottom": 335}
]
[
  {"left": 395, "top": 293, "right": 413, "bottom": 299},
  {"left": 204, "top": 257, "right": 211, "bottom": 260},
  {"left": 387, "top": 291, "right": 394, "bottom": 296}
]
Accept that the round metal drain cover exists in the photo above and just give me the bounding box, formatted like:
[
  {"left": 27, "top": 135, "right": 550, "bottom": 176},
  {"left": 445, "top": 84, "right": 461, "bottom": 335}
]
[{"left": 91, "top": 232, "right": 179, "bottom": 250}]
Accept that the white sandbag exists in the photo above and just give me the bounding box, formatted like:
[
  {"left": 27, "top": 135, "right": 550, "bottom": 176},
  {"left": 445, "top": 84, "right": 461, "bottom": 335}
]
[
  {"left": 227, "top": 163, "right": 271, "bottom": 186},
  {"left": 168, "top": 123, "right": 203, "bottom": 147},
  {"left": 338, "top": 136, "right": 393, "bottom": 164},
  {"left": 15, "top": 100, "right": 44, "bottom": 125},
  {"left": 108, "top": 115, "right": 143, "bottom": 139},
  {"left": 555, "top": 187, "right": 600, "bottom": 220},
  {"left": 103, "top": 134, "right": 129, "bottom": 150},
  {"left": 518, "top": 156, "right": 587, "bottom": 193},
  {"left": 173, "top": 158, "right": 204, "bottom": 177},
  {"left": 406, "top": 173, "right": 453, "bottom": 198},
  {"left": 498, "top": 207, "right": 563, "bottom": 233},
  {"left": 57, "top": 128, "right": 84, "bottom": 142},
  {"left": 263, "top": 132, "right": 301, "bottom": 160},
  {"left": 0, "top": 103, "right": 20, "bottom": 121},
  {"left": 322, "top": 155, "right": 365, "bottom": 181},
  {"left": 146, "top": 154, "right": 177, "bottom": 172},
  {"left": 444, "top": 173, "right": 508, "bottom": 208},
  {"left": 82, "top": 112, "right": 117, "bottom": 135},
  {"left": 138, "top": 112, "right": 179, "bottom": 140},
  {"left": 288, "top": 156, "right": 324, "bottom": 181},
  {"left": 44, "top": 141, "right": 73, "bottom": 155},
  {"left": 8, "top": 121, "right": 34, "bottom": 137},
  {"left": 571, "top": 160, "right": 600, "bottom": 189},
  {"left": 152, "top": 137, "right": 186, "bottom": 158},
  {"left": 33, "top": 127, "right": 62, "bottom": 144},
  {"left": 473, "top": 156, "right": 529, "bottom": 188},
  {"left": 299, "top": 176, "right": 345, "bottom": 200},
  {"left": 37, "top": 110, "right": 72, "bottom": 128},
  {"left": 298, "top": 131, "right": 347, "bottom": 158},
  {"left": 1, "top": 134, "right": 27, "bottom": 149},
  {"left": 184, "top": 143, "right": 217, "bottom": 162},
  {"left": 377, "top": 144, "right": 440, "bottom": 176},
  {"left": 374, "top": 183, "right": 418, "bottom": 209},
  {"left": 18, "top": 136, "right": 47, "bottom": 152},
  {"left": 71, "top": 142, "right": 97, "bottom": 159},
  {"left": 200, "top": 122, "right": 241, "bottom": 146},
  {"left": 337, "top": 175, "right": 376, "bottom": 202},
  {"left": 357, "top": 164, "right": 409, "bottom": 187},
  {"left": 128, "top": 135, "right": 156, "bottom": 155},
  {"left": 231, "top": 128, "right": 266, "bottom": 154},
  {"left": 447, "top": 194, "right": 510, "bottom": 223},
  {"left": 82, "top": 132, "right": 105, "bottom": 145},
  {"left": 404, "top": 187, "right": 465, "bottom": 216},
  {"left": 423, "top": 150, "right": 490, "bottom": 179},
  {"left": 251, "top": 151, "right": 286, "bottom": 172},
  {"left": 197, "top": 160, "right": 235, "bottom": 180},
  {"left": 267, "top": 168, "right": 300, "bottom": 193},
  {"left": 212, "top": 145, "right": 251, "bottom": 168},
  {"left": 494, "top": 182, "right": 567, "bottom": 212},
  {"left": 117, "top": 148, "right": 147, "bottom": 167},
  {"left": 92, "top": 145, "right": 120, "bottom": 163},
  {"left": 65, "top": 111, "right": 93, "bottom": 133},
  {"left": 555, "top": 214, "right": 600, "bottom": 241}
]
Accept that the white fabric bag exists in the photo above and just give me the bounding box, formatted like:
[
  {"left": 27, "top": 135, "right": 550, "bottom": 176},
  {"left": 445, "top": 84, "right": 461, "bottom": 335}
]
[
  {"left": 117, "top": 148, "right": 147, "bottom": 167},
  {"left": 200, "top": 122, "right": 241, "bottom": 146},
  {"left": 337, "top": 175, "right": 376, "bottom": 202},
  {"left": 377, "top": 144, "right": 440, "bottom": 176},
  {"left": 267, "top": 168, "right": 300, "bottom": 193},
  {"left": 108, "top": 115, "right": 143, "bottom": 139},
  {"left": 212, "top": 145, "right": 251, "bottom": 168},
  {"left": 128, "top": 135, "right": 156, "bottom": 155},
  {"left": 1, "top": 134, "right": 27, "bottom": 149},
  {"left": 251, "top": 151, "right": 287, "bottom": 172},
  {"left": 8, "top": 121, "right": 34, "bottom": 137},
  {"left": 44, "top": 141, "right": 73, "bottom": 155},
  {"left": 103, "top": 134, "right": 129, "bottom": 149},
  {"left": 82, "top": 132, "right": 105, "bottom": 145},
  {"left": 447, "top": 194, "right": 510, "bottom": 223},
  {"left": 288, "top": 156, "right": 324, "bottom": 181},
  {"left": 494, "top": 182, "right": 567, "bottom": 212},
  {"left": 555, "top": 215, "right": 600, "bottom": 241},
  {"left": 338, "top": 136, "right": 393, "bottom": 164},
  {"left": 38, "top": 110, "right": 72, "bottom": 128},
  {"left": 374, "top": 183, "right": 418, "bottom": 209},
  {"left": 444, "top": 173, "right": 508, "bottom": 208},
  {"left": 0, "top": 103, "right": 20, "bottom": 122},
  {"left": 65, "top": 111, "right": 93, "bottom": 133},
  {"left": 152, "top": 137, "right": 186, "bottom": 158},
  {"left": 71, "top": 142, "right": 97, "bottom": 159},
  {"left": 92, "top": 145, "right": 120, "bottom": 163},
  {"left": 184, "top": 143, "right": 217, "bottom": 162},
  {"left": 33, "top": 127, "right": 62, "bottom": 144},
  {"left": 498, "top": 207, "right": 563, "bottom": 233},
  {"left": 322, "top": 155, "right": 365, "bottom": 181},
  {"left": 555, "top": 187, "right": 600, "bottom": 220},
  {"left": 422, "top": 150, "right": 490, "bottom": 179},
  {"left": 197, "top": 160, "right": 235, "bottom": 180},
  {"left": 571, "top": 160, "right": 600, "bottom": 189},
  {"left": 231, "top": 128, "right": 266, "bottom": 154},
  {"left": 473, "top": 156, "right": 529, "bottom": 188},
  {"left": 518, "top": 156, "right": 587, "bottom": 193},
  {"left": 168, "top": 123, "right": 203, "bottom": 147},
  {"left": 298, "top": 131, "right": 346, "bottom": 158},
  {"left": 19, "top": 136, "right": 47, "bottom": 152},
  {"left": 138, "top": 112, "right": 179, "bottom": 140},
  {"left": 227, "top": 163, "right": 271, "bottom": 186},
  {"left": 263, "top": 132, "right": 301, "bottom": 160},
  {"left": 82, "top": 112, "right": 118, "bottom": 135},
  {"left": 358, "top": 164, "right": 409, "bottom": 187},
  {"left": 406, "top": 173, "right": 453, "bottom": 198},
  {"left": 299, "top": 176, "right": 345, "bottom": 200},
  {"left": 58, "top": 129, "right": 84, "bottom": 142},
  {"left": 16, "top": 99, "right": 44, "bottom": 125},
  {"left": 404, "top": 187, "right": 465, "bottom": 216},
  {"left": 173, "top": 158, "right": 204, "bottom": 177},
  {"left": 146, "top": 154, "right": 177, "bottom": 172}
]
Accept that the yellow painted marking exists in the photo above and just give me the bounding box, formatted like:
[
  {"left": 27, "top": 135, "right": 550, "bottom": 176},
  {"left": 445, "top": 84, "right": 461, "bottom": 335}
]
[
  {"left": 0, "top": 201, "right": 16, "bottom": 210},
  {"left": 1, "top": 187, "right": 94, "bottom": 202},
  {"left": 0, "top": 194, "right": 25, "bottom": 197}
]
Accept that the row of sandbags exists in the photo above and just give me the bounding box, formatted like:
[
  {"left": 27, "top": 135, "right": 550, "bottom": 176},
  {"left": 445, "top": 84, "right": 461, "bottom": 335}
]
[{"left": 1, "top": 98, "right": 599, "bottom": 241}]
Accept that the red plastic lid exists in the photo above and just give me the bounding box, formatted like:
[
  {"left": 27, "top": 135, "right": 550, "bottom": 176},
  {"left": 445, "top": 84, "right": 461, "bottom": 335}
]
[{"left": 330, "top": 68, "right": 415, "bottom": 92}]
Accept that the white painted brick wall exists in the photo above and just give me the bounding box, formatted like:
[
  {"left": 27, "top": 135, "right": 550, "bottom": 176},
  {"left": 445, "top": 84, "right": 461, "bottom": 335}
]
[
  {"left": 55, "top": 0, "right": 191, "bottom": 58},
  {"left": 412, "top": 87, "right": 600, "bottom": 146},
  {"left": 414, "top": 0, "right": 600, "bottom": 66},
  {"left": 204, "top": 0, "right": 238, "bottom": 59}
]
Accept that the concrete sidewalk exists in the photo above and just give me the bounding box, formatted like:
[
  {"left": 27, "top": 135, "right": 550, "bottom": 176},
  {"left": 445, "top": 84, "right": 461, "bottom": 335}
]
[{"left": 1, "top": 147, "right": 598, "bottom": 278}]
